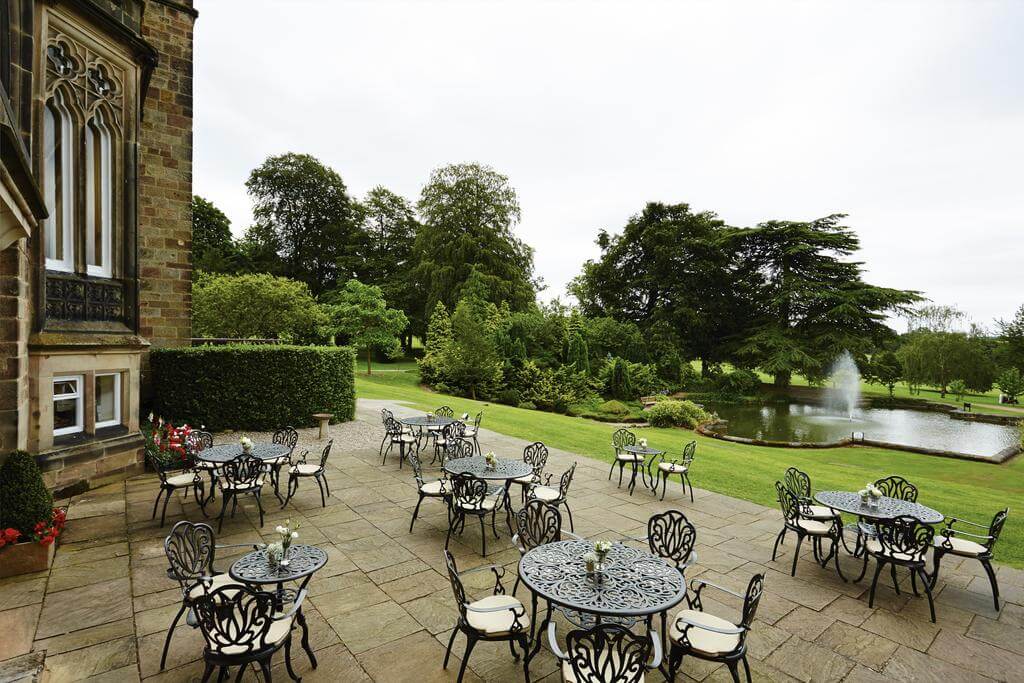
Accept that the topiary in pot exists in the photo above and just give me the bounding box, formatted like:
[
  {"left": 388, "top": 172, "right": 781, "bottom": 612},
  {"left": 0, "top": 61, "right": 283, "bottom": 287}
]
[{"left": 0, "top": 451, "right": 53, "bottom": 535}]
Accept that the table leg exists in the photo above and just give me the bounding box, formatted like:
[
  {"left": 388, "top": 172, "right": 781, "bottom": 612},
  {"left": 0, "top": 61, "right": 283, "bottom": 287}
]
[
  {"left": 503, "top": 482, "right": 516, "bottom": 535},
  {"left": 297, "top": 606, "right": 317, "bottom": 668},
  {"left": 628, "top": 461, "right": 640, "bottom": 496},
  {"left": 525, "top": 599, "right": 552, "bottom": 677}
]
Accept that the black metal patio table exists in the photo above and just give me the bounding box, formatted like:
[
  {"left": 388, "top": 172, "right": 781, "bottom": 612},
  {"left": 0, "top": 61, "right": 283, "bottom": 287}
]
[
  {"left": 229, "top": 543, "right": 328, "bottom": 669},
  {"left": 620, "top": 444, "right": 664, "bottom": 495},
  {"left": 196, "top": 442, "right": 290, "bottom": 464},
  {"left": 399, "top": 414, "right": 456, "bottom": 450},
  {"left": 814, "top": 491, "right": 944, "bottom": 524},
  {"left": 518, "top": 539, "right": 687, "bottom": 678},
  {"left": 444, "top": 456, "right": 533, "bottom": 534}
]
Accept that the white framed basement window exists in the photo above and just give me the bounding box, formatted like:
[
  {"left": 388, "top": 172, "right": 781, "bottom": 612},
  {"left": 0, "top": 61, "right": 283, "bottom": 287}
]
[
  {"left": 53, "top": 375, "right": 84, "bottom": 436},
  {"left": 95, "top": 372, "right": 121, "bottom": 429}
]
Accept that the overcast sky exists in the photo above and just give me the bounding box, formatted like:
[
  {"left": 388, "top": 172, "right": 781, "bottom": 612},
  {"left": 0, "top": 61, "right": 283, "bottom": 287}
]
[{"left": 193, "top": 0, "right": 1023, "bottom": 330}]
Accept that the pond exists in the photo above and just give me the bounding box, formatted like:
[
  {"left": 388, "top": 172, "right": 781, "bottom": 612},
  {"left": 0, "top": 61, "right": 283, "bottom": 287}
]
[{"left": 704, "top": 399, "right": 1019, "bottom": 458}]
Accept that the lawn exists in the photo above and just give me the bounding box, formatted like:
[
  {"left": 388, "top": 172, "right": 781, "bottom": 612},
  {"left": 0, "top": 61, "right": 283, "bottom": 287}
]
[{"left": 356, "top": 367, "right": 1024, "bottom": 567}]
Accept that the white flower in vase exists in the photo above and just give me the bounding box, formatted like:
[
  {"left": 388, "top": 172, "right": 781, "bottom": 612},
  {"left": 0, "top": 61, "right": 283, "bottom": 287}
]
[
  {"left": 239, "top": 436, "right": 253, "bottom": 452},
  {"left": 638, "top": 438, "right": 648, "bottom": 448}
]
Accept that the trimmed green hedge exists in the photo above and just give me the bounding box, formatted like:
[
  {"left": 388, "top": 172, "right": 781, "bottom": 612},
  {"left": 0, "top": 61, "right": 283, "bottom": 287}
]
[{"left": 151, "top": 345, "right": 356, "bottom": 431}]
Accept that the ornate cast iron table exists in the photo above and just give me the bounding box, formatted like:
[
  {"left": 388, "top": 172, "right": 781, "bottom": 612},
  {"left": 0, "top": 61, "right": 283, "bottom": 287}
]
[
  {"left": 621, "top": 444, "right": 665, "bottom": 495},
  {"left": 229, "top": 544, "right": 328, "bottom": 668},
  {"left": 518, "top": 539, "right": 687, "bottom": 677},
  {"left": 444, "top": 456, "right": 534, "bottom": 534},
  {"left": 399, "top": 414, "right": 456, "bottom": 450},
  {"left": 814, "top": 491, "right": 944, "bottom": 524},
  {"left": 196, "top": 442, "right": 290, "bottom": 464}
]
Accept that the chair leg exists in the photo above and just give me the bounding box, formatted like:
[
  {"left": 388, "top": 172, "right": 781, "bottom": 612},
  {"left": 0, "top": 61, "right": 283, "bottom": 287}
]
[
  {"left": 316, "top": 476, "right": 326, "bottom": 507},
  {"left": 479, "top": 514, "right": 487, "bottom": 556},
  {"left": 868, "top": 559, "right": 885, "bottom": 608},
  {"left": 259, "top": 659, "right": 273, "bottom": 683},
  {"left": 981, "top": 559, "right": 1000, "bottom": 611},
  {"left": 151, "top": 488, "right": 163, "bottom": 520},
  {"left": 457, "top": 635, "right": 477, "bottom": 683},
  {"left": 199, "top": 662, "right": 215, "bottom": 683},
  {"left": 512, "top": 575, "right": 521, "bottom": 597},
  {"left": 607, "top": 459, "right": 616, "bottom": 480},
  {"left": 217, "top": 492, "right": 230, "bottom": 533},
  {"left": 919, "top": 567, "right": 937, "bottom": 622},
  {"left": 443, "top": 627, "right": 459, "bottom": 669},
  {"left": 741, "top": 655, "right": 752, "bottom": 683},
  {"left": 790, "top": 534, "right": 803, "bottom": 576},
  {"left": 284, "top": 636, "right": 300, "bottom": 681},
  {"left": 445, "top": 513, "right": 455, "bottom": 549},
  {"left": 771, "top": 528, "right": 786, "bottom": 562},
  {"left": 890, "top": 563, "right": 901, "bottom": 595},
  {"left": 216, "top": 666, "right": 228, "bottom": 682},
  {"left": 685, "top": 474, "right": 694, "bottom": 503},
  {"left": 254, "top": 491, "right": 265, "bottom": 528},
  {"left": 929, "top": 549, "right": 944, "bottom": 589},
  {"left": 832, "top": 537, "right": 847, "bottom": 582},
  {"left": 617, "top": 461, "right": 625, "bottom": 487},
  {"left": 854, "top": 546, "right": 870, "bottom": 582},
  {"left": 323, "top": 476, "right": 331, "bottom": 498},
  {"left": 910, "top": 567, "right": 920, "bottom": 596},
  {"left": 726, "top": 661, "right": 741, "bottom": 683},
  {"left": 410, "top": 495, "right": 425, "bottom": 533},
  {"left": 159, "top": 603, "right": 187, "bottom": 670},
  {"left": 667, "top": 646, "right": 683, "bottom": 681},
  {"left": 563, "top": 502, "right": 575, "bottom": 532},
  {"left": 160, "top": 487, "right": 172, "bottom": 527}
]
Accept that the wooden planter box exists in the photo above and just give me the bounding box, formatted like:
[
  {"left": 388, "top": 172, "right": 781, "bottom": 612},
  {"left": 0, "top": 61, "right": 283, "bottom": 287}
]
[{"left": 0, "top": 540, "right": 56, "bottom": 578}]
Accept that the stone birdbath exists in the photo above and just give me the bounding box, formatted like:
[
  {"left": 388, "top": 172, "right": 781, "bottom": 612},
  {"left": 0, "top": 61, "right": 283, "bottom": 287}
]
[{"left": 313, "top": 413, "right": 333, "bottom": 440}]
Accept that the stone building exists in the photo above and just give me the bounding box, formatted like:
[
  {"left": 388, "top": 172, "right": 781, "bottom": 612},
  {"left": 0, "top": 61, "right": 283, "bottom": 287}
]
[{"left": 0, "top": 0, "right": 195, "bottom": 495}]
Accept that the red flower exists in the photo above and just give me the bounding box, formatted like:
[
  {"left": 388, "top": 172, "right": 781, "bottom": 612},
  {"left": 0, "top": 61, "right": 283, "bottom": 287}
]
[
  {"left": 39, "top": 535, "right": 55, "bottom": 547},
  {"left": 2, "top": 528, "right": 21, "bottom": 543}
]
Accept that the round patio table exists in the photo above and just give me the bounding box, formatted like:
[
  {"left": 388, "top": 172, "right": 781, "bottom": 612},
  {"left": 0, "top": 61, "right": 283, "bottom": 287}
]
[
  {"left": 399, "top": 415, "right": 456, "bottom": 429},
  {"left": 444, "top": 456, "right": 533, "bottom": 534},
  {"left": 519, "top": 539, "right": 687, "bottom": 677},
  {"left": 229, "top": 544, "right": 328, "bottom": 668},
  {"left": 814, "top": 491, "right": 943, "bottom": 524},
  {"left": 196, "top": 442, "right": 289, "bottom": 464},
  {"left": 621, "top": 444, "right": 664, "bottom": 495}
]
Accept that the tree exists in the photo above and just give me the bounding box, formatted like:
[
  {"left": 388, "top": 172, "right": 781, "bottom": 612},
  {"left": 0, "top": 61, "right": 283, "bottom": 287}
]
[
  {"left": 904, "top": 304, "right": 965, "bottom": 333},
  {"left": 735, "top": 215, "right": 920, "bottom": 385},
  {"left": 192, "top": 272, "right": 326, "bottom": 342},
  {"left": 996, "top": 368, "right": 1024, "bottom": 404},
  {"left": 997, "top": 304, "right": 1024, "bottom": 372},
  {"left": 418, "top": 302, "right": 453, "bottom": 386},
  {"left": 949, "top": 379, "right": 968, "bottom": 402},
  {"left": 243, "top": 153, "right": 363, "bottom": 295},
  {"left": 323, "top": 280, "right": 408, "bottom": 374},
  {"left": 191, "top": 195, "right": 240, "bottom": 273},
  {"left": 867, "top": 350, "right": 902, "bottom": 399},
  {"left": 412, "top": 163, "right": 536, "bottom": 329},
  {"left": 896, "top": 330, "right": 993, "bottom": 397},
  {"left": 360, "top": 187, "right": 419, "bottom": 337},
  {"left": 565, "top": 332, "right": 590, "bottom": 375},
  {"left": 571, "top": 202, "right": 749, "bottom": 374},
  {"left": 445, "top": 279, "right": 504, "bottom": 399}
]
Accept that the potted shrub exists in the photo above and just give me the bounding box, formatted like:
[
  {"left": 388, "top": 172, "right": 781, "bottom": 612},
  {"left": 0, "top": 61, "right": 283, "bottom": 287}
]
[{"left": 0, "top": 451, "right": 66, "bottom": 578}]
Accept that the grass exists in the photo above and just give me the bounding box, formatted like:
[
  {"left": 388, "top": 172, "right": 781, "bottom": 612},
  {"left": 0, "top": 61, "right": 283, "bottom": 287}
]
[{"left": 356, "top": 368, "right": 1024, "bottom": 567}]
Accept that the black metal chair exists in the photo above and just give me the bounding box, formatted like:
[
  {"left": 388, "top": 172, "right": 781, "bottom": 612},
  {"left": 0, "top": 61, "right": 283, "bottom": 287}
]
[
  {"left": 771, "top": 482, "right": 846, "bottom": 581},
  {"left": 931, "top": 508, "right": 1009, "bottom": 611},
  {"left": 461, "top": 411, "right": 484, "bottom": 454},
  {"left": 266, "top": 427, "right": 298, "bottom": 503},
  {"left": 281, "top": 440, "right": 333, "bottom": 509},
  {"left": 511, "top": 441, "right": 549, "bottom": 505},
  {"left": 216, "top": 454, "right": 266, "bottom": 532},
  {"left": 188, "top": 430, "right": 217, "bottom": 503},
  {"left": 511, "top": 500, "right": 581, "bottom": 596},
  {"left": 147, "top": 451, "right": 206, "bottom": 528},
  {"left": 422, "top": 405, "right": 454, "bottom": 450},
  {"left": 527, "top": 462, "right": 577, "bottom": 532},
  {"left": 645, "top": 509, "right": 698, "bottom": 575},
  {"left": 442, "top": 549, "right": 529, "bottom": 683},
  {"left": 192, "top": 583, "right": 306, "bottom": 682},
  {"left": 782, "top": 466, "right": 839, "bottom": 521},
  {"left": 608, "top": 428, "right": 640, "bottom": 489},
  {"left": 382, "top": 415, "right": 416, "bottom": 467},
  {"left": 446, "top": 472, "right": 502, "bottom": 556},
  {"left": 852, "top": 475, "right": 920, "bottom": 567},
  {"left": 379, "top": 408, "right": 396, "bottom": 455},
  {"left": 548, "top": 622, "right": 661, "bottom": 683},
  {"left": 866, "top": 515, "right": 936, "bottom": 622},
  {"left": 407, "top": 450, "right": 447, "bottom": 533},
  {"left": 666, "top": 573, "right": 764, "bottom": 683},
  {"left": 444, "top": 436, "right": 476, "bottom": 463},
  {"left": 654, "top": 441, "right": 696, "bottom": 502},
  {"left": 434, "top": 420, "right": 467, "bottom": 465},
  {"left": 160, "top": 521, "right": 259, "bottom": 671}
]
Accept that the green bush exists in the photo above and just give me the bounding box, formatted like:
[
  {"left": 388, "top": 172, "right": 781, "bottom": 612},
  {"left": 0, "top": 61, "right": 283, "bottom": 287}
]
[
  {"left": 646, "top": 399, "right": 712, "bottom": 429},
  {"left": 605, "top": 357, "right": 634, "bottom": 401},
  {"left": 714, "top": 369, "right": 761, "bottom": 398},
  {"left": 152, "top": 345, "right": 356, "bottom": 431},
  {"left": 192, "top": 272, "right": 327, "bottom": 343},
  {"left": 597, "top": 400, "right": 631, "bottom": 416},
  {"left": 0, "top": 451, "right": 53, "bottom": 535},
  {"left": 495, "top": 388, "right": 522, "bottom": 406},
  {"left": 517, "top": 401, "right": 537, "bottom": 411}
]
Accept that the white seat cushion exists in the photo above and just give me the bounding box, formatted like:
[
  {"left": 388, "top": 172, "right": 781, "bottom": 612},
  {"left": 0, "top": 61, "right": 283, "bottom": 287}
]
[
  {"left": 512, "top": 474, "right": 536, "bottom": 485},
  {"left": 420, "top": 480, "right": 445, "bottom": 496},
  {"left": 658, "top": 462, "right": 688, "bottom": 474},
  {"left": 805, "top": 505, "right": 840, "bottom": 520},
  {"left": 392, "top": 434, "right": 416, "bottom": 443},
  {"left": 264, "top": 456, "right": 290, "bottom": 466},
  {"left": 186, "top": 572, "right": 236, "bottom": 599},
  {"left": 220, "top": 476, "right": 265, "bottom": 491},
  {"left": 669, "top": 609, "right": 741, "bottom": 656},
  {"left": 616, "top": 452, "right": 644, "bottom": 462},
  {"left": 207, "top": 614, "right": 294, "bottom": 655},
  {"left": 531, "top": 486, "right": 559, "bottom": 502},
  {"left": 934, "top": 535, "right": 987, "bottom": 557},
  {"left": 562, "top": 655, "right": 645, "bottom": 683},
  {"left": 288, "top": 463, "right": 321, "bottom": 476},
  {"left": 463, "top": 428, "right": 477, "bottom": 437},
  {"left": 796, "top": 519, "right": 833, "bottom": 535},
  {"left": 456, "top": 496, "right": 498, "bottom": 512},
  {"left": 166, "top": 472, "right": 199, "bottom": 487},
  {"left": 465, "top": 594, "right": 529, "bottom": 635},
  {"left": 194, "top": 460, "right": 217, "bottom": 470},
  {"left": 865, "top": 537, "right": 921, "bottom": 562}
]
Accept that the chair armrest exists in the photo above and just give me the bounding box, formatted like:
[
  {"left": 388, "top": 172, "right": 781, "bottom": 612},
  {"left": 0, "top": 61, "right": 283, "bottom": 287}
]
[
  {"left": 459, "top": 563, "right": 506, "bottom": 579},
  {"left": 215, "top": 543, "right": 261, "bottom": 550},
  {"left": 274, "top": 589, "right": 308, "bottom": 621},
  {"left": 547, "top": 621, "right": 568, "bottom": 661},
  {"left": 690, "top": 578, "right": 744, "bottom": 600},
  {"left": 294, "top": 449, "right": 310, "bottom": 464},
  {"left": 647, "top": 629, "right": 663, "bottom": 671},
  {"left": 940, "top": 528, "right": 992, "bottom": 541},
  {"left": 946, "top": 517, "right": 988, "bottom": 530},
  {"left": 674, "top": 613, "right": 745, "bottom": 636}
]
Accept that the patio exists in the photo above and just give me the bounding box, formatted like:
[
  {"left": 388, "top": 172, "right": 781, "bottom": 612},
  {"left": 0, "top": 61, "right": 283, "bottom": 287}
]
[{"left": 1, "top": 400, "right": 1022, "bottom": 682}]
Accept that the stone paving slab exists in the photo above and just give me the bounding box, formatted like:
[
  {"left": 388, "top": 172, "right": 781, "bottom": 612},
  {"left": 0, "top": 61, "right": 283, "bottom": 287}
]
[{"left": 0, "top": 398, "right": 1021, "bottom": 681}]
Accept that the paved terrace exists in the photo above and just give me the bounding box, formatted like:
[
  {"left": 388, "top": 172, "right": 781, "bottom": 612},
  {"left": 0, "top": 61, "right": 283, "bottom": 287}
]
[{"left": 1, "top": 400, "right": 1023, "bottom": 682}]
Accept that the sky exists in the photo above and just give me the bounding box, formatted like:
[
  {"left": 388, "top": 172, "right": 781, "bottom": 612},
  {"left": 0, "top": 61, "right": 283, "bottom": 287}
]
[{"left": 192, "top": 0, "right": 1024, "bottom": 330}]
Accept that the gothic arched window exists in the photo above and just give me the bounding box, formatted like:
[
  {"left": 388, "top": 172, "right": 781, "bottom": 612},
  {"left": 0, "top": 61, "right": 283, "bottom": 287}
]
[
  {"left": 43, "top": 89, "right": 75, "bottom": 272},
  {"left": 85, "top": 107, "right": 114, "bottom": 277}
]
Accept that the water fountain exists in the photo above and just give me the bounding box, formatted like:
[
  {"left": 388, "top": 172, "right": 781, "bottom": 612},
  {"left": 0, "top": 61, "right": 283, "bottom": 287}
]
[{"left": 825, "top": 351, "right": 862, "bottom": 419}]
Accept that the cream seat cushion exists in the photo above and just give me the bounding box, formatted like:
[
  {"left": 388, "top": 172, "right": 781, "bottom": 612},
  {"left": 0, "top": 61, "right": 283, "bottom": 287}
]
[
  {"left": 658, "top": 462, "right": 688, "bottom": 474},
  {"left": 264, "top": 455, "right": 290, "bottom": 466},
  {"left": 805, "top": 505, "right": 840, "bottom": 519},
  {"left": 616, "top": 452, "right": 644, "bottom": 462},
  {"left": 561, "top": 653, "right": 645, "bottom": 683},
  {"left": 420, "top": 480, "right": 445, "bottom": 495},
  {"left": 456, "top": 496, "right": 498, "bottom": 512},
  {"left": 865, "top": 537, "right": 920, "bottom": 562},
  {"left": 531, "top": 486, "right": 560, "bottom": 502},
  {"left": 186, "top": 572, "right": 236, "bottom": 599},
  {"left": 194, "top": 460, "right": 217, "bottom": 470},
  {"left": 796, "top": 519, "right": 833, "bottom": 535},
  {"left": 206, "top": 614, "right": 294, "bottom": 655},
  {"left": 166, "top": 472, "right": 199, "bottom": 487},
  {"left": 669, "top": 609, "right": 741, "bottom": 656},
  {"left": 934, "top": 535, "right": 987, "bottom": 557},
  {"left": 466, "top": 594, "right": 528, "bottom": 635},
  {"left": 220, "top": 477, "right": 265, "bottom": 491},
  {"left": 512, "top": 473, "right": 536, "bottom": 485},
  {"left": 288, "top": 463, "right": 321, "bottom": 476},
  {"left": 392, "top": 434, "right": 416, "bottom": 443}
]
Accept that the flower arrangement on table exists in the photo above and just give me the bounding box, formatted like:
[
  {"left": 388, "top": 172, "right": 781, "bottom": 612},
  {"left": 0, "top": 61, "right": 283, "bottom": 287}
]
[
  {"left": 426, "top": 411, "right": 435, "bottom": 421},
  {"left": 267, "top": 519, "right": 300, "bottom": 568},
  {"left": 239, "top": 435, "right": 253, "bottom": 454},
  {"left": 858, "top": 483, "right": 883, "bottom": 504},
  {"left": 638, "top": 438, "right": 648, "bottom": 449},
  {"left": 484, "top": 451, "right": 498, "bottom": 469},
  {"left": 594, "top": 539, "right": 613, "bottom": 564},
  {"left": 143, "top": 413, "right": 194, "bottom": 470}
]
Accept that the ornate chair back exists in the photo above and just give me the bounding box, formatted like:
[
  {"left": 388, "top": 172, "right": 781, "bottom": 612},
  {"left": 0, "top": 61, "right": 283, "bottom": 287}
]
[
  {"left": 192, "top": 584, "right": 277, "bottom": 655},
  {"left": 445, "top": 438, "right": 475, "bottom": 462},
  {"left": 473, "top": 412, "right": 483, "bottom": 429},
  {"left": 563, "top": 624, "right": 652, "bottom": 683},
  {"left": 987, "top": 508, "right": 1010, "bottom": 551},
  {"left": 221, "top": 454, "right": 263, "bottom": 489},
  {"left": 443, "top": 549, "right": 470, "bottom": 624},
  {"left": 187, "top": 430, "right": 214, "bottom": 453},
  {"left": 739, "top": 574, "right": 766, "bottom": 641},
  {"left": 514, "top": 500, "right": 562, "bottom": 552},
  {"left": 647, "top": 510, "right": 697, "bottom": 571},
  {"left": 783, "top": 467, "right": 811, "bottom": 499},
  {"left": 272, "top": 427, "right": 299, "bottom": 454},
  {"left": 875, "top": 515, "right": 933, "bottom": 563},
  {"left": 450, "top": 472, "right": 488, "bottom": 509},
  {"left": 435, "top": 406, "right": 454, "bottom": 418},
  {"left": 612, "top": 428, "right": 635, "bottom": 454},
  {"left": 775, "top": 481, "right": 802, "bottom": 526},
  {"left": 164, "top": 521, "right": 216, "bottom": 591},
  {"left": 681, "top": 440, "right": 696, "bottom": 466},
  {"left": 384, "top": 415, "right": 404, "bottom": 437},
  {"left": 316, "top": 440, "right": 334, "bottom": 469},
  {"left": 556, "top": 462, "right": 577, "bottom": 500},
  {"left": 522, "top": 442, "right": 549, "bottom": 478},
  {"left": 381, "top": 408, "right": 394, "bottom": 424},
  {"left": 406, "top": 450, "right": 427, "bottom": 488},
  {"left": 444, "top": 421, "right": 467, "bottom": 440},
  {"left": 873, "top": 475, "right": 918, "bottom": 502}
]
